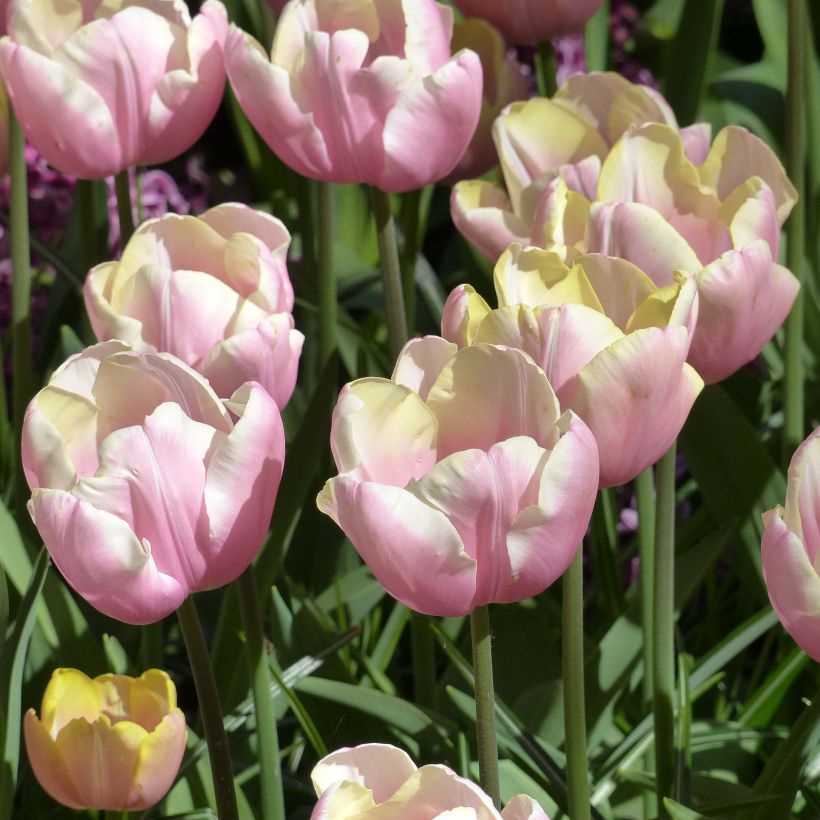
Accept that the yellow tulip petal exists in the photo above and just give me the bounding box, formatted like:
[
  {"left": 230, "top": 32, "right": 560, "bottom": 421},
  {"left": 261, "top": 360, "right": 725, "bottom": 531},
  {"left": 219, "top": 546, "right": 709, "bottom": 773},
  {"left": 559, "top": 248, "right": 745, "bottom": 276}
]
[
  {"left": 130, "top": 710, "right": 188, "bottom": 810},
  {"left": 41, "top": 667, "right": 103, "bottom": 735},
  {"left": 24, "top": 710, "right": 85, "bottom": 809},
  {"left": 576, "top": 254, "right": 655, "bottom": 331}
]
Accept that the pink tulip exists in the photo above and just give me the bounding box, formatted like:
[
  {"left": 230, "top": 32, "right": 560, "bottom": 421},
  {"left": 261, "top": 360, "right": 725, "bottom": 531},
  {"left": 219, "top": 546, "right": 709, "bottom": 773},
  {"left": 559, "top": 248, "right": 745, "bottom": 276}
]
[
  {"left": 442, "top": 245, "right": 703, "bottom": 487},
  {"left": 25, "top": 668, "right": 186, "bottom": 811},
  {"left": 444, "top": 18, "right": 528, "bottom": 182},
  {"left": 762, "top": 428, "right": 820, "bottom": 662},
  {"left": 311, "top": 743, "right": 550, "bottom": 819},
  {"left": 84, "top": 203, "right": 303, "bottom": 408},
  {"left": 0, "top": 0, "right": 228, "bottom": 178},
  {"left": 533, "top": 122, "right": 799, "bottom": 383},
  {"left": 22, "top": 341, "right": 285, "bottom": 624},
  {"left": 225, "top": 0, "right": 483, "bottom": 192},
  {"left": 451, "top": 0, "right": 601, "bottom": 45},
  {"left": 451, "top": 72, "right": 711, "bottom": 262},
  {"left": 317, "top": 340, "right": 599, "bottom": 616}
]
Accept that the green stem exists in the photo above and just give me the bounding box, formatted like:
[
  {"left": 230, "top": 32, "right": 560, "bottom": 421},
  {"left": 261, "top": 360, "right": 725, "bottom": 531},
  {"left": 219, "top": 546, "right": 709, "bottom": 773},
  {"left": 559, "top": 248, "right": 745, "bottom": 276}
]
[
  {"left": 9, "top": 109, "right": 31, "bottom": 512},
  {"left": 114, "top": 169, "right": 135, "bottom": 248},
  {"left": 237, "top": 567, "right": 285, "bottom": 820},
  {"left": 399, "top": 188, "right": 422, "bottom": 332},
  {"left": 176, "top": 596, "right": 239, "bottom": 820},
  {"left": 584, "top": 0, "right": 610, "bottom": 73},
  {"left": 135, "top": 170, "right": 144, "bottom": 225},
  {"left": 535, "top": 42, "right": 557, "bottom": 97},
  {"left": 652, "top": 444, "right": 678, "bottom": 813},
  {"left": 317, "top": 181, "right": 336, "bottom": 366},
  {"left": 470, "top": 605, "right": 500, "bottom": 809},
  {"left": 590, "top": 489, "right": 622, "bottom": 619},
  {"left": 783, "top": 0, "right": 807, "bottom": 459},
  {"left": 370, "top": 187, "right": 408, "bottom": 358},
  {"left": 562, "top": 550, "right": 591, "bottom": 820},
  {"left": 663, "top": 0, "right": 724, "bottom": 126},
  {"left": 138, "top": 621, "right": 164, "bottom": 672},
  {"left": 410, "top": 613, "right": 436, "bottom": 710}
]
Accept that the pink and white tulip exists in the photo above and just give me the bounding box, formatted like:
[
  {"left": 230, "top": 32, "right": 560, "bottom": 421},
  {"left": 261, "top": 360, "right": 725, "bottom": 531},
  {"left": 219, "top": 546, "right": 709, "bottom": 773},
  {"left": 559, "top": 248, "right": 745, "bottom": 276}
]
[
  {"left": 442, "top": 246, "right": 703, "bottom": 487},
  {"left": 451, "top": 0, "right": 601, "bottom": 45},
  {"left": 762, "top": 428, "right": 820, "bottom": 662},
  {"left": 22, "top": 342, "right": 285, "bottom": 624},
  {"left": 84, "top": 203, "right": 303, "bottom": 408},
  {"left": 451, "top": 72, "right": 708, "bottom": 261},
  {"left": 311, "top": 743, "right": 549, "bottom": 819},
  {"left": 0, "top": 0, "right": 228, "bottom": 178},
  {"left": 225, "top": 0, "right": 483, "bottom": 192},
  {"left": 317, "top": 341, "right": 599, "bottom": 616}
]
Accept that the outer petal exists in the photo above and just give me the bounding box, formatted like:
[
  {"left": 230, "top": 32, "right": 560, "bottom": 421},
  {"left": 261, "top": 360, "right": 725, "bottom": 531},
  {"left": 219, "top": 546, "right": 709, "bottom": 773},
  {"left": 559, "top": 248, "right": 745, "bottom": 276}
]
[
  {"left": 202, "top": 382, "right": 285, "bottom": 589},
  {"left": 317, "top": 476, "right": 477, "bottom": 617},
  {"left": 563, "top": 327, "right": 704, "bottom": 487},
  {"left": 450, "top": 180, "right": 529, "bottom": 262},
  {"left": 329, "top": 378, "right": 438, "bottom": 485},
  {"left": 687, "top": 241, "right": 799, "bottom": 384},
  {"left": 426, "top": 344, "right": 561, "bottom": 458},
  {"left": 680, "top": 122, "right": 712, "bottom": 165},
  {"left": 129, "top": 710, "right": 187, "bottom": 809},
  {"left": 379, "top": 50, "right": 483, "bottom": 192},
  {"left": 200, "top": 314, "right": 304, "bottom": 408},
  {"left": 784, "top": 429, "right": 820, "bottom": 563},
  {"left": 502, "top": 795, "right": 550, "bottom": 820},
  {"left": 84, "top": 262, "right": 149, "bottom": 349},
  {"left": 28, "top": 489, "right": 186, "bottom": 624},
  {"left": 24, "top": 711, "right": 85, "bottom": 809},
  {"left": 440, "top": 285, "right": 492, "bottom": 348},
  {"left": 311, "top": 780, "right": 377, "bottom": 819},
  {"left": 392, "top": 335, "right": 458, "bottom": 401},
  {"left": 761, "top": 510, "right": 820, "bottom": 662},
  {"left": 311, "top": 744, "right": 417, "bottom": 802},
  {"left": 502, "top": 413, "right": 598, "bottom": 600}
]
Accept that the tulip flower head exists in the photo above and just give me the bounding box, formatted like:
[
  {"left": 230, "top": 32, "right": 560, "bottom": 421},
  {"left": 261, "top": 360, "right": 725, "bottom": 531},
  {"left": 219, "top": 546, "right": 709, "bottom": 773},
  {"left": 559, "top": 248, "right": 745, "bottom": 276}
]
[
  {"left": 442, "top": 246, "right": 703, "bottom": 487},
  {"left": 0, "top": 0, "right": 228, "bottom": 178},
  {"left": 22, "top": 341, "right": 285, "bottom": 624},
  {"left": 25, "top": 668, "right": 187, "bottom": 811},
  {"left": 84, "top": 203, "right": 304, "bottom": 408},
  {"left": 318, "top": 340, "right": 599, "bottom": 616},
  {"left": 311, "top": 743, "right": 549, "bottom": 819},
  {"left": 762, "top": 428, "right": 820, "bottom": 662},
  {"left": 451, "top": 0, "right": 601, "bottom": 45},
  {"left": 451, "top": 72, "right": 712, "bottom": 262},
  {"left": 225, "top": 0, "right": 484, "bottom": 192}
]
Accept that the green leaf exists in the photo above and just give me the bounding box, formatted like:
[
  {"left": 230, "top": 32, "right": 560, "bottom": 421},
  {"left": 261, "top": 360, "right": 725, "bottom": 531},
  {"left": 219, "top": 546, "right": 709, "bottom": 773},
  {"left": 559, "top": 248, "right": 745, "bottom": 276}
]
[
  {"left": 663, "top": 798, "right": 709, "bottom": 819},
  {"left": 738, "top": 646, "right": 809, "bottom": 727}
]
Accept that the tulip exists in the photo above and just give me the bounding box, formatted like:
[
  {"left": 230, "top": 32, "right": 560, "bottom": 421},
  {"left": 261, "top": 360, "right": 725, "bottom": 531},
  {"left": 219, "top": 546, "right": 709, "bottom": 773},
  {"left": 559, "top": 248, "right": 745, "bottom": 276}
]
[
  {"left": 24, "top": 667, "right": 187, "bottom": 811},
  {"left": 762, "top": 428, "right": 820, "bottom": 662},
  {"left": 84, "top": 203, "right": 304, "bottom": 408},
  {"left": 451, "top": 0, "right": 601, "bottom": 45},
  {"left": 441, "top": 245, "right": 703, "bottom": 487},
  {"left": 317, "top": 340, "right": 599, "bottom": 616},
  {"left": 451, "top": 72, "right": 712, "bottom": 261},
  {"left": 311, "top": 743, "right": 549, "bottom": 819},
  {"left": 0, "top": 0, "right": 228, "bottom": 178},
  {"left": 532, "top": 122, "right": 799, "bottom": 383},
  {"left": 22, "top": 341, "right": 285, "bottom": 624},
  {"left": 444, "top": 18, "right": 528, "bottom": 182},
  {"left": 225, "top": 0, "right": 483, "bottom": 192}
]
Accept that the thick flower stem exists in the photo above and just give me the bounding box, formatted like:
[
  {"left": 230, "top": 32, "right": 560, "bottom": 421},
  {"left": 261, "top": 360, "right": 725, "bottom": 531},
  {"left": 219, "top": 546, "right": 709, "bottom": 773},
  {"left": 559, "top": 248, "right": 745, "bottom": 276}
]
[
  {"left": 652, "top": 443, "right": 678, "bottom": 813},
  {"left": 783, "top": 0, "right": 807, "bottom": 460},
  {"left": 399, "top": 188, "right": 422, "bottom": 332},
  {"left": 563, "top": 550, "right": 591, "bottom": 820},
  {"left": 584, "top": 0, "right": 610, "bottom": 73},
  {"left": 114, "top": 169, "right": 135, "bottom": 248},
  {"left": 317, "top": 181, "right": 336, "bottom": 366},
  {"left": 470, "top": 605, "right": 500, "bottom": 809},
  {"left": 237, "top": 567, "right": 285, "bottom": 820},
  {"left": 177, "top": 596, "right": 239, "bottom": 820},
  {"left": 370, "top": 187, "right": 408, "bottom": 359},
  {"left": 9, "top": 109, "right": 31, "bottom": 512},
  {"left": 410, "top": 613, "right": 436, "bottom": 709}
]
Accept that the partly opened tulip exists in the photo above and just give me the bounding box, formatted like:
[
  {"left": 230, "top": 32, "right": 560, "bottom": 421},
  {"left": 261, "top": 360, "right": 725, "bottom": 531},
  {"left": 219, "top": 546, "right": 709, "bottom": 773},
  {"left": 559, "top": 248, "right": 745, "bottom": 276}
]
[
  {"left": 0, "top": 0, "right": 228, "bottom": 178},
  {"left": 84, "top": 203, "right": 303, "bottom": 408},
  {"left": 442, "top": 245, "right": 703, "bottom": 487},
  {"left": 451, "top": 0, "right": 601, "bottom": 45},
  {"left": 25, "top": 667, "right": 186, "bottom": 811},
  {"left": 317, "top": 340, "right": 599, "bottom": 616},
  {"left": 311, "top": 743, "right": 549, "bottom": 819},
  {"left": 22, "top": 341, "right": 285, "bottom": 623},
  {"left": 225, "top": 0, "right": 483, "bottom": 192},
  {"left": 761, "top": 428, "right": 820, "bottom": 662}
]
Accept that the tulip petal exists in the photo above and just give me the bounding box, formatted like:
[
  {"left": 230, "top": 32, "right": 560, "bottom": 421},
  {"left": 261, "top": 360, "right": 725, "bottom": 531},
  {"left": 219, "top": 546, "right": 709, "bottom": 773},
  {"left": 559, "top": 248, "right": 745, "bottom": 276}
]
[
  {"left": 426, "top": 344, "right": 561, "bottom": 458},
  {"left": 576, "top": 254, "right": 656, "bottom": 331},
  {"left": 201, "top": 383, "right": 284, "bottom": 587},
  {"left": 441, "top": 285, "right": 492, "bottom": 348},
  {"left": 503, "top": 413, "right": 598, "bottom": 599},
  {"left": 502, "top": 794, "right": 550, "bottom": 820},
  {"left": 784, "top": 430, "right": 820, "bottom": 565},
  {"left": 687, "top": 241, "right": 799, "bottom": 384},
  {"left": 310, "top": 780, "right": 378, "bottom": 819},
  {"left": 130, "top": 710, "right": 188, "bottom": 809},
  {"left": 312, "top": 743, "right": 417, "bottom": 802},
  {"left": 329, "top": 378, "right": 438, "bottom": 485},
  {"left": 40, "top": 668, "right": 102, "bottom": 735},
  {"left": 24, "top": 711, "right": 85, "bottom": 809},
  {"left": 317, "top": 476, "right": 477, "bottom": 616},
  {"left": 392, "top": 336, "right": 458, "bottom": 401},
  {"left": 680, "top": 122, "right": 712, "bottom": 165},
  {"left": 761, "top": 510, "right": 820, "bottom": 662}
]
